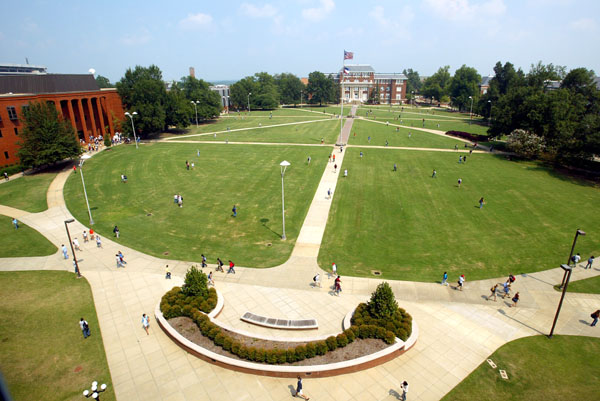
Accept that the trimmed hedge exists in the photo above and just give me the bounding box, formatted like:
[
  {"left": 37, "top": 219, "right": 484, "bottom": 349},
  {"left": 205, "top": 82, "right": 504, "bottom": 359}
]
[
  {"left": 445, "top": 130, "right": 489, "bottom": 143},
  {"left": 160, "top": 286, "right": 217, "bottom": 318},
  {"left": 351, "top": 303, "right": 412, "bottom": 341}
]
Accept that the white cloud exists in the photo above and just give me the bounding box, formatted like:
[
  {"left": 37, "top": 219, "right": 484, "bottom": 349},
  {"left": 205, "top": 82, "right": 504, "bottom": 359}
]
[
  {"left": 22, "top": 18, "right": 38, "bottom": 33},
  {"left": 302, "top": 0, "right": 335, "bottom": 22},
  {"left": 424, "top": 0, "right": 506, "bottom": 21},
  {"left": 120, "top": 29, "right": 151, "bottom": 46},
  {"left": 569, "top": 17, "right": 597, "bottom": 32},
  {"left": 179, "top": 13, "right": 213, "bottom": 30},
  {"left": 369, "top": 5, "right": 414, "bottom": 40},
  {"left": 240, "top": 3, "right": 278, "bottom": 18}
]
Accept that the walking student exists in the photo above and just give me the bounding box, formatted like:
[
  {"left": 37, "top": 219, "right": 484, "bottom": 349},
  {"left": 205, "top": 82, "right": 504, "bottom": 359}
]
[
  {"left": 457, "top": 274, "right": 465, "bottom": 291},
  {"left": 12, "top": 217, "right": 18, "bottom": 229},
  {"left": 510, "top": 292, "right": 520, "bottom": 307},
  {"left": 591, "top": 309, "right": 600, "bottom": 327},
  {"left": 442, "top": 271, "right": 448, "bottom": 286},
  {"left": 401, "top": 381, "right": 409, "bottom": 401},
  {"left": 232, "top": 205, "right": 237, "bottom": 218},
  {"left": 142, "top": 313, "right": 150, "bottom": 335},
  {"left": 295, "top": 376, "right": 309, "bottom": 400},
  {"left": 489, "top": 284, "right": 498, "bottom": 301},
  {"left": 165, "top": 265, "right": 171, "bottom": 279},
  {"left": 585, "top": 255, "right": 594, "bottom": 269},
  {"left": 79, "top": 318, "right": 91, "bottom": 339},
  {"left": 228, "top": 260, "right": 236, "bottom": 274},
  {"left": 313, "top": 272, "right": 321, "bottom": 288}
]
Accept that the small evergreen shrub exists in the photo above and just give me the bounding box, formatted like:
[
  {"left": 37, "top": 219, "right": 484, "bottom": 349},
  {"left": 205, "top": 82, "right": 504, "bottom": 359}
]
[
  {"left": 214, "top": 333, "right": 225, "bottom": 346},
  {"left": 344, "top": 329, "right": 356, "bottom": 343},
  {"left": 336, "top": 333, "right": 348, "bottom": 347},
  {"left": 305, "top": 342, "right": 317, "bottom": 358},
  {"left": 276, "top": 349, "right": 286, "bottom": 364},
  {"left": 182, "top": 265, "right": 208, "bottom": 298},
  {"left": 255, "top": 349, "right": 266, "bottom": 363},
  {"left": 325, "top": 336, "right": 338, "bottom": 351},
  {"left": 368, "top": 282, "right": 398, "bottom": 319},
  {"left": 222, "top": 336, "right": 233, "bottom": 351},
  {"left": 286, "top": 349, "right": 297, "bottom": 363},
  {"left": 295, "top": 345, "right": 307, "bottom": 361},
  {"left": 315, "top": 341, "right": 328, "bottom": 356}
]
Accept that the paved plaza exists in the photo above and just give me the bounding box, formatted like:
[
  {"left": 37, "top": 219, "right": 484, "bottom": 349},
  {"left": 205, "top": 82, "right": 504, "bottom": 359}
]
[{"left": 1, "top": 111, "right": 599, "bottom": 400}]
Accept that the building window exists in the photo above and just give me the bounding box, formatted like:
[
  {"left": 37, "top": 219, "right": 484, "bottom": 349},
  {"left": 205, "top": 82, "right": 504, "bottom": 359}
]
[
  {"left": 396, "top": 94, "right": 401, "bottom": 100},
  {"left": 14, "top": 128, "right": 18, "bottom": 136},
  {"left": 386, "top": 87, "right": 390, "bottom": 92},
  {"left": 7, "top": 106, "right": 18, "bottom": 120},
  {"left": 3, "top": 151, "right": 8, "bottom": 159}
]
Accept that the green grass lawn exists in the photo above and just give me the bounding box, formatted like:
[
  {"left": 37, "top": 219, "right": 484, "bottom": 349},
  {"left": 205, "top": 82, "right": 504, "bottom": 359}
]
[
  {"left": 561, "top": 274, "right": 600, "bottom": 294},
  {"left": 0, "top": 172, "right": 57, "bottom": 212},
  {"left": 349, "top": 119, "right": 464, "bottom": 148},
  {"left": 0, "top": 271, "right": 115, "bottom": 401},
  {"left": 177, "top": 119, "right": 341, "bottom": 144},
  {"left": 64, "top": 144, "right": 331, "bottom": 267},
  {"left": 185, "top": 115, "right": 331, "bottom": 135},
  {"left": 0, "top": 215, "right": 57, "bottom": 257},
  {"left": 318, "top": 149, "right": 600, "bottom": 281},
  {"left": 441, "top": 335, "right": 600, "bottom": 401}
]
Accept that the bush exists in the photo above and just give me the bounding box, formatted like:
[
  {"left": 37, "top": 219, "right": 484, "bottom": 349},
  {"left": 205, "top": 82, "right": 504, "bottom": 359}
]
[
  {"left": 266, "top": 350, "right": 278, "bottom": 364},
  {"left": 336, "top": 333, "right": 348, "bottom": 347},
  {"left": 445, "top": 130, "right": 488, "bottom": 142},
  {"left": 344, "top": 329, "right": 356, "bottom": 343},
  {"left": 305, "top": 342, "right": 317, "bottom": 358},
  {"left": 182, "top": 265, "right": 209, "bottom": 298},
  {"left": 315, "top": 341, "right": 328, "bottom": 356},
  {"left": 207, "top": 327, "right": 220, "bottom": 340},
  {"left": 247, "top": 347, "right": 257, "bottom": 361},
  {"left": 325, "top": 336, "right": 338, "bottom": 351},
  {"left": 295, "top": 345, "right": 307, "bottom": 361},
  {"left": 255, "top": 349, "right": 266, "bottom": 363},
  {"left": 104, "top": 135, "right": 111, "bottom": 147},
  {"left": 351, "top": 325, "right": 360, "bottom": 337},
  {"left": 396, "top": 328, "right": 408, "bottom": 341},
  {"left": 232, "top": 343, "right": 243, "bottom": 357},
  {"left": 368, "top": 282, "right": 398, "bottom": 319},
  {"left": 375, "top": 327, "right": 387, "bottom": 340},
  {"left": 200, "top": 301, "right": 210, "bottom": 313},
  {"left": 222, "top": 336, "right": 233, "bottom": 351},
  {"left": 286, "top": 349, "right": 297, "bottom": 363},
  {"left": 276, "top": 349, "right": 286, "bottom": 364},
  {"left": 384, "top": 331, "right": 396, "bottom": 344},
  {"left": 214, "top": 333, "right": 225, "bottom": 346},
  {"left": 1, "top": 164, "right": 23, "bottom": 176}
]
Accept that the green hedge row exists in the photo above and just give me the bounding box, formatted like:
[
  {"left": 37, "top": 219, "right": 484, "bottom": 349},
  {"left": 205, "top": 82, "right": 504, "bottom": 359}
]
[
  {"left": 160, "top": 300, "right": 397, "bottom": 364},
  {"left": 351, "top": 303, "right": 412, "bottom": 341},
  {"left": 160, "top": 286, "right": 218, "bottom": 318}
]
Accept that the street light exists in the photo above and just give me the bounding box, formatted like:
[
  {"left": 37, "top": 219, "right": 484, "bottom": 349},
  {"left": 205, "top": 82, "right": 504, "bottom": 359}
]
[
  {"left": 79, "top": 158, "right": 94, "bottom": 226},
  {"left": 468, "top": 96, "right": 474, "bottom": 125},
  {"left": 411, "top": 91, "right": 415, "bottom": 107},
  {"left": 124, "top": 112, "right": 138, "bottom": 149},
  {"left": 83, "top": 381, "right": 107, "bottom": 399},
  {"left": 488, "top": 100, "right": 492, "bottom": 126},
  {"left": 300, "top": 91, "right": 303, "bottom": 108},
  {"left": 279, "top": 160, "right": 290, "bottom": 240},
  {"left": 560, "top": 229, "right": 586, "bottom": 288},
  {"left": 191, "top": 100, "right": 199, "bottom": 127},
  {"left": 247, "top": 92, "right": 252, "bottom": 113},
  {"left": 548, "top": 264, "right": 574, "bottom": 338},
  {"left": 64, "top": 219, "right": 81, "bottom": 278}
]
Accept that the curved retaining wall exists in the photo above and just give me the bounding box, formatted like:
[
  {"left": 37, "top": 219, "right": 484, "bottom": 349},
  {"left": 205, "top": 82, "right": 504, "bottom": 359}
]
[{"left": 155, "top": 297, "right": 418, "bottom": 378}]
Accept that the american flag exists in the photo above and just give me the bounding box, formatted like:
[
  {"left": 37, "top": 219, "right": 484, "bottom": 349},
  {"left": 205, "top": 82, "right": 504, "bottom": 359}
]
[
  {"left": 343, "top": 67, "right": 350, "bottom": 74},
  {"left": 344, "top": 50, "right": 354, "bottom": 60}
]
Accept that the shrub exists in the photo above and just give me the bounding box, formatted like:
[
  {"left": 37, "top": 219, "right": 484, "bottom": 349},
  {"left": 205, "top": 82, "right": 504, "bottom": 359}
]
[
  {"left": 305, "top": 342, "right": 317, "bottom": 358},
  {"left": 255, "top": 349, "right": 266, "bottom": 363},
  {"left": 276, "top": 349, "right": 286, "bottom": 364},
  {"left": 200, "top": 301, "right": 210, "bottom": 313},
  {"left": 222, "top": 336, "right": 233, "bottom": 351},
  {"left": 207, "top": 327, "right": 220, "bottom": 340},
  {"left": 266, "top": 349, "right": 278, "bottom": 364},
  {"left": 375, "top": 327, "right": 387, "bottom": 340},
  {"left": 182, "top": 265, "right": 208, "bottom": 298},
  {"left": 351, "top": 326, "right": 360, "bottom": 337},
  {"left": 368, "top": 282, "right": 398, "bottom": 319},
  {"left": 445, "top": 130, "right": 488, "bottom": 142},
  {"left": 384, "top": 331, "right": 396, "bottom": 344},
  {"left": 325, "top": 336, "right": 338, "bottom": 351},
  {"left": 344, "top": 329, "right": 355, "bottom": 343},
  {"left": 247, "top": 347, "right": 257, "bottom": 361},
  {"left": 237, "top": 345, "right": 248, "bottom": 359},
  {"left": 104, "top": 135, "right": 112, "bottom": 147},
  {"left": 396, "top": 328, "right": 408, "bottom": 341},
  {"left": 286, "top": 349, "right": 297, "bottom": 363},
  {"left": 336, "top": 333, "right": 348, "bottom": 347},
  {"left": 315, "top": 341, "right": 328, "bottom": 356},
  {"left": 295, "top": 345, "right": 307, "bottom": 361},
  {"left": 214, "top": 333, "right": 225, "bottom": 346}
]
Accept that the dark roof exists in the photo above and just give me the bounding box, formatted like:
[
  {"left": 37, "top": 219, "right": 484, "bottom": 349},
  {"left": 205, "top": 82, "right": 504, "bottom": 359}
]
[
  {"left": 342, "top": 65, "right": 375, "bottom": 73},
  {"left": 0, "top": 74, "right": 99, "bottom": 95},
  {"left": 480, "top": 76, "right": 493, "bottom": 86}
]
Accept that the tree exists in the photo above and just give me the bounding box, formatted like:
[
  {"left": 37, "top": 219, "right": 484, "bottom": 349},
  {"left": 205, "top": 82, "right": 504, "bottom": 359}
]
[
  {"left": 421, "top": 66, "right": 452, "bottom": 102},
  {"left": 180, "top": 76, "right": 222, "bottom": 120},
  {"left": 402, "top": 68, "right": 422, "bottom": 95},
  {"left": 17, "top": 101, "right": 81, "bottom": 168},
  {"left": 229, "top": 73, "right": 279, "bottom": 110},
  {"left": 306, "top": 71, "right": 333, "bottom": 106},
  {"left": 449, "top": 65, "right": 480, "bottom": 111},
  {"left": 527, "top": 61, "right": 566, "bottom": 90},
  {"left": 116, "top": 65, "right": 168, "bottom": 136},
  {"left": 165, "top": 83, "right": 193, "bottom": 128},
  {"left": 230, "top": 76, "right": 257, "bottom": 110},
  {"left": 95, "top": 75, "right": 113, "bottom": 88},
  {"left": 367, "top": 85, "right": 379, "bottom": 104},
  {"left": 367, "top": 282, "right": 398, "bottom": 320},
  {"left": 275, "top": 73, "right": 304, "bottom": 106},
  {"left": 506, "top": 129, "right": 544, "bottom": 158},
  {"left": 182, "top": 265, "right": 208, "bottom": 298}
]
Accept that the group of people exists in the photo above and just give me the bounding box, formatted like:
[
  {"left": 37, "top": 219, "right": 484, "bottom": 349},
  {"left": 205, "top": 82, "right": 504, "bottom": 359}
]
[
  {"left": 488, "top": 274, "right": 520, "bottom": 307},
  {"left": 173, "top": 194, "right": 184, "bottom": 207},
  {"left": 571, "top": 253, "right": 595, "bottom": 269}
]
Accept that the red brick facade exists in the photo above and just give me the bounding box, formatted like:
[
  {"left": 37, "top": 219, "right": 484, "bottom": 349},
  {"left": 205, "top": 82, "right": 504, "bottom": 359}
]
[
  {"left": 0, "top": 89, "right": 124, "bottom": 166},
  {"left": 337, "top": 65, "right": 408, "bottom": 104}
]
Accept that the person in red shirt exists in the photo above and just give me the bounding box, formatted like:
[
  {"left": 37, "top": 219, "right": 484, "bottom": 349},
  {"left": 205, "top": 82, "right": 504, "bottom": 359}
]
[{"left": 228, "top": 260, "right": 235, "bottom": 274}]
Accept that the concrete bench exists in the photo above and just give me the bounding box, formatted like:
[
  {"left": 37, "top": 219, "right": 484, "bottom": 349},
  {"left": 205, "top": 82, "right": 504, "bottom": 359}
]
[{"left": 241, "top": 312, "right": 318, "bottom": 330}]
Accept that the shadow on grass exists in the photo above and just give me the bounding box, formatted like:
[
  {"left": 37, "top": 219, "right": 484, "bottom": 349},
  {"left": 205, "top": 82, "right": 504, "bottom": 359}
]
[
  {"left": 498, "top": 309, "right": 545, "bottom": 335},
  {"left": 260, "top": 218, "right": 281, "bottom": 238}
]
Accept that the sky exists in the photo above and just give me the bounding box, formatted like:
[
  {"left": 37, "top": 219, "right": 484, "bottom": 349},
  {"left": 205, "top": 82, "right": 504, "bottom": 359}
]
[{"left": 1, "top": 0, "right": 599, "bottom": 84}]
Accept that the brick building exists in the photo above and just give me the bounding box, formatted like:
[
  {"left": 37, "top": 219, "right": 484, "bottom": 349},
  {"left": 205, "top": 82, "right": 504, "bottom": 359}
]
[
  {"left": 334, "top": 65, "right": 408, "bottom": 104},
  {"left": 0, "top": 73, "right": 124, "bottom": 166}
]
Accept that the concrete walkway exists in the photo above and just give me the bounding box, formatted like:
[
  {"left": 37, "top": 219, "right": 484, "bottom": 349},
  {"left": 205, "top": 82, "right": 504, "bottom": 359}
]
[{"left": 1, "top": 118, "right": 599, "bottom": 400}]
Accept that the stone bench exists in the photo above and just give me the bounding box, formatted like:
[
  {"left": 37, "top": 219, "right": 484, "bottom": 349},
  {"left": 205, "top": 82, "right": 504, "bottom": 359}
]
[{"left": 241, "top": 312, "right": 318, "bottom": 330}]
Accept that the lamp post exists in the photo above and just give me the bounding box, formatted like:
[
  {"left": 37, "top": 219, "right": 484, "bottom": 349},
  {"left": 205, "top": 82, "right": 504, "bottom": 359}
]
[
  {"left": 488, "top": 100, "right": 492, "bottom": 126},
  {"left": 247, "top": 92, "right": 252, "bottom": 113},
  {"left": 64, "top": 219, "right": 81, "bottom": 278},
  {"left": 124, "top": 111, "right": 138, "bottom": 149},
  {"left": 83, "top": 381, "right": 107, "bottom": 400},
  {"left": 548, "top": 264, "right": 574, "bottom": 338},
  {"left": 560, "top": 229, "right": 586, "bottom": 288},
  {"left": 191, "top": 100, "right": 199, "bottom": 127},
  {"left": 279, "top": 160, "right": 290, "bottom": 240},
  {"left": 411, "top": 91, "right": 415, "bottom": 107},
  {"left": 468, "top": 96, "right": 474, "bottom": 125},
  {"left": 300, "top": 91, "right": 303, "bottom": 108},
  {"left": 79, "top": 158, "right": 94, "bottom": 225}
]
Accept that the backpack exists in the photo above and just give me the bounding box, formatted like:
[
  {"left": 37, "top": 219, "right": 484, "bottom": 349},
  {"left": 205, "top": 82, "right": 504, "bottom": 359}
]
[{"left": 313, "top": 275, "right": 317, "bottom": 282}]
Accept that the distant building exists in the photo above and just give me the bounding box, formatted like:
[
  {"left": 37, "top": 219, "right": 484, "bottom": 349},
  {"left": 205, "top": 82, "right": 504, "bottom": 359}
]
[
  {"left": 333, "top": 65, "right": 408, "bottom": 104},
  {"left": 0, "top": 63, "right": 47, "bottom": 75},
  {"left": 189, "top": 67, "right": 195, "bottom": 78},
  {"left": 479, "top": 76, "right": 493, "bottom": 95},
  {"left": 0, "top": 73, "right": 124, "bottom": 166},
  {"left": 210, "top": 85, "right": 230, "bottom": 110}
]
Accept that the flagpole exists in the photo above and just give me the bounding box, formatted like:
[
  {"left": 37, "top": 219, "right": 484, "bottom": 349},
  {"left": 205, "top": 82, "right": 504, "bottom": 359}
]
[{"left": 338, "top": 51, "right": 344, "bottom": 145}]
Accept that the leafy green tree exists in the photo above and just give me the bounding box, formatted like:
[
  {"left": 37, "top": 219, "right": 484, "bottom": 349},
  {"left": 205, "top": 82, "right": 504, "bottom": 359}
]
[
  {"left": 306, "top": 71, "right": 334, "bottom": 106},
  {"left": 116, "top": 65, "right": 168, "bottom": 136},
  {"left": 367, "top": 85, "right": 379, "bottom": 104},
  {"left": 506, "top": 129, "right": 544, "bottom": 158},
  {"left": 17, "top": 101, "right": 81, "bottom": 168},
  {"left": 275, "top": 73, "right": 304, "bottom": 105},
  {"left": 402, "top": 68, "right": 422, "bottom": 95},
  {"left": 180, "top": 76, "right": 222, "bottom": 120},
  {"left": 95, "top": 75, "right": 113, "bottom": 88},
  {"left": 421, "top": 66, "right": 452, "bottom": 102},
  {"left": 527, "top": 61, "right": 566, "bottom": 89},
  {"left": 182, "top": 265, "right": 208, "bottom": 298},
  {"left": 367, "top": 282, "right": 398, "bottom": 320},
  {"left": 229, "top": 73, "right": 279, "bottom": 110},
  {"left": 449, "top": 65, "right": 480, "bottom": 111},
  {"left": 230, "top": 76, "right": 257, "bottom": 110},
  {"left": 165, "top": 83, "right": 193, "bottom": 128}
]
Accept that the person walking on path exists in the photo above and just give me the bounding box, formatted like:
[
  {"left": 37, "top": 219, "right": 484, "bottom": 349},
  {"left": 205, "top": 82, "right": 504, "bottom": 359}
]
[
  {"left": 489, "top": 284, "right": 498, "bottom": 301},
  {"left": 208, "top": 271, "right": 215, "bottom": 286},
  {"left": 510, "top": 292, "right": 520, "bottom": 307},
  {"left": 3, "top": 172, "right": 8, "bottom": 181},
  {"left": 344, "top": 169, "right": 348, "bottom": 177},
  {"left": 502, "top": 282, "right": 511, "bottom": 298},
  {"left": 393, "top": 163, "right": 397, "bottom": 172},
  {"left": 328, "top": 154, "right": 331, "bottom": 163},
  {"left": 327, "top": 188, "right": 332, "bottom": 199},
  {"left": 165, "top": 265, "right": 171, "bottom": 279},
  {"left": 232, "top": 205, "right": 237, "bottom": 217},
  {"left": 585, "top": 256, "right": 595, "bottom": 269},
  {"left": 442, "top": 271, "right": 448, "bottom": 286},
  {"left": 313, "top": 273, "right": 321, "bottom": 288},
  {"left": 334, "top": 276, "right": 342, "bottom": 296},
  {"left": 331, "top": 262, "right": 337, "bottom": 277},
  {"left": 457, "top": 274, "right": 465, "bottom": 291},
  {"left": 12, "top": 218, "right": 18, "bottom": 229},
  {"left": 216, "top": 258, "right": 224, "bottom": 272},
  {"left": 401, "top": 381, "right": 409, "bottom": 401},
  {"left": 118, "top": 251, "right": 126, "bottom": 265},
  {"left": 333, "top": 164, "right": 337, "bottom": 173},
  {"left": 72, "top": 238, "right": 81, "bottom": 251},
  {"left": 113, "top": 225, "right": 120, "bottom": 238},
  {"left": 571, "top": 253, "right": 581, "bottom": 267},
  {"left": 62, "top": 244, "right": 69, "bottom": 259},
  {"left": 591, "top": 310, "right": 600, "bottom": 327},
  {"left": 479, "top": 197, "right": 485, "bottom": 209},
  {"left": 201, "top": 254, "right": 207, "bottom": 268},
  {"left": 116, "top": 254, "right": 123, "bottom": 268},
  {"left": 82, "top": 230, "right": 88, "bottom": 243},
  {"left": 79, "top": 318, "right": 91, "bottom": 339},
  {"left": 96, "top": 235, "right": 102, "bottom": 248},
  {"left": 432, "top": 169, "right": 437, "bottom": 178},
  {"left": 142, "top": 314, "right": 150, "bottom": 335},
  {"left": 228, "top": 260, "right": 236, "bottom": 274},
  {"left": 332, "top": 154, "right": 336, "bottom": 163},
  {"left": 295, "top": 376, "right": 310, "bottom": 400}
]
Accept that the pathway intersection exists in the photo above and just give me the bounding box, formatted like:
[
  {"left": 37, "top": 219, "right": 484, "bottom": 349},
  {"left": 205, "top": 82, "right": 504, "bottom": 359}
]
[{"left": 1, "top": 110, "right": 599, "bottom": 401}]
